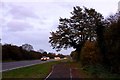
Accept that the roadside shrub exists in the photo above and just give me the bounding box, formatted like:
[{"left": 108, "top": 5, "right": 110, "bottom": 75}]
[{"left": 80, "top": 41, "right": 102, "bottom": 66}]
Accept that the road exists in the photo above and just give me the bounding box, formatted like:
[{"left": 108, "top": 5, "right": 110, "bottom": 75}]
[
  {"left": 45, "top": 62, "right": 71, "bottom": 80},
  {"left": 1, "top": 59, "right": 55, "bottom": 72}
]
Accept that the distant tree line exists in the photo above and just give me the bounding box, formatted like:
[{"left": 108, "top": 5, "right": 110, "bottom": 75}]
[
  {"left": 2, "top": 44, "right": 65, "bottom": 61},
  {"left": 49, "top": 6, "right": 120, "bottom": 73}
]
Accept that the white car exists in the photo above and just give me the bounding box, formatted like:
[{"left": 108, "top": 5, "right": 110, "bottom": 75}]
[
  {"left": 54, "top": 57, "right": 60, "bottom": 60},
  {"left": 41, "top": 56, "right": 50, "bottom": 61},
  {"left": 46, "top": 57, "right": 50, "bottom": 60},
  {"left": 41, "top": 56, "right": 47, "bottom": 61},
  {"left": 64, "top": 57, "right": 67, "bottom": 59}
]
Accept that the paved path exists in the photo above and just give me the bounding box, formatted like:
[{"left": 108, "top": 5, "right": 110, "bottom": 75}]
[
  {"left": 1, "top": 59, "right": 55, "bottom": 72},
  {"left": 45, "top": 62, "right": 71, "bottom": 80}
]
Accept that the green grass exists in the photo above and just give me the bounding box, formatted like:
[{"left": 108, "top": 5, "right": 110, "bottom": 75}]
[
  {"left": 67, "top": 61, "right": 92, "bottom": 78},
  {"left": 67, "top": 61, "right": 120, "bottom": 79},
  {"left": 2, "top": 59, "right": 40, "bottom": 62},
  {"left": 82, "top": 64, "right": 120, "bottom": 79},
  {"left": 2, "top": 61, "right": 61, "bottom": 79}
]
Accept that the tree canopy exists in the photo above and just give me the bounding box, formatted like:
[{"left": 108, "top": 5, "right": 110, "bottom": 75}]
[
  {"left": 22, "top": 44, "right": 34, "bottom": 51},
  {"left": 49, "top": 6, "right": 104, "bottom": 53}
]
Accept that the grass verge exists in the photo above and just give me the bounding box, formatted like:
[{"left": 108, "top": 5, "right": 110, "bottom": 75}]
[
  {"left": 2, "top": 60, "right": 61, "bottom": 79},
  {"left": 66, "top": 59, "right": 120, "bottom": 79},
  {"left": 67, "top": 61, "right": 92, "bottom": 78},
  {"left": 69, "top": 61, "right": 120, "bottom": 79},
  {"left": 2, "top": 59, "right": 41, "bottom": 62},
  {"left": 82, "top": 64, "right": 120, "bottom": 79}
]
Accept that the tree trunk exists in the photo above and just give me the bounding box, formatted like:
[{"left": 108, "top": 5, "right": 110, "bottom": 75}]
[
  {"left": 75, "top": 47, "right": 81, "bottom": 61},
  {"left": 75, "top": 42, "right": 85, "bottom": 61}
]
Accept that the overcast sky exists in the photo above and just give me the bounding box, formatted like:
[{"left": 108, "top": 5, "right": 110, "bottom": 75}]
[{"left": 0, "top": 0, "right": 119, "bottom": 55}]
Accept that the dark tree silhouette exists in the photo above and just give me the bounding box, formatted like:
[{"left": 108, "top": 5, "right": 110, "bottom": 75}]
[
  {"left": 22, "top": 44, "right": 34, "bottom": 51},
  {"left": 104, "top": 12, "right": 120, "bottom": 72},
  {"left": 49, "top": 6, "right": 104, "bottom": 61}
]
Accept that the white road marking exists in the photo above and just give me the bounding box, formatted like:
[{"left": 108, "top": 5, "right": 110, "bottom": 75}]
[
  {"left": 1, "top": 62, "right": 46, "bottom": 72},
  {"left": 70, "top": 68, "right": 72, "bottom": 80},
  {"left": 44, "top": 66, "right": 54, "bottom": 80},
  {"left": 1, "top": 60, "right": 55, "bottom": 72}
]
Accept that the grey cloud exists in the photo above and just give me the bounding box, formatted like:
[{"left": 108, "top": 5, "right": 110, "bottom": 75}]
[
  {"left": 2, "top": 30, "right": 50, "bottom": 49},
  {"left": 6, "top": 20, "right": 33, "bottom": 32},
  {"left": 0, "top": 18, "right": 5, "bottom": 24},
  {"left": 8, "top": 4, "right": 39, "bottom": 19},
  {"left": 56, "top": 2, "right": 74, "bottom": 9}
]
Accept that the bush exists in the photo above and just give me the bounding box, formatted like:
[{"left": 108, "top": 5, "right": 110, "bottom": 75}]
[{"left": 80, "top": 41, "right": 102, "bottom": 66}]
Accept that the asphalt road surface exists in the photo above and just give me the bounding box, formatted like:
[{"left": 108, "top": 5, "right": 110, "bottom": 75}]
[
  {"left": 1, "top": 59, "right": 55, "bottom": 72},
  {"left": 45, "top": 62, "right": 71, "bottom": 80}
]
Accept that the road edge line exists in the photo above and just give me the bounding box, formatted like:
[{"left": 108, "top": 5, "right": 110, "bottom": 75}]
[
  {"left": 45, "top": 65, "right": 54, "bottom": 80},
  {"left": 1, "top": 62, "right": 47, "bottom": 72},
  {"left": 70, "top": 68, "right": 72, "bottom": 80}
]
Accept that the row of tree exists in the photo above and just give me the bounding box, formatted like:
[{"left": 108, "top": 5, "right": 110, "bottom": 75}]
[
  {"left": 49, "top": 6, "right": 120, "bottom": 73},
  {"left": 2, "top": 44, "right": 65, "bottom": 61}
]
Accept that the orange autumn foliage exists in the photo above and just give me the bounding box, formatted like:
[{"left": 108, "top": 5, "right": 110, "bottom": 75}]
[{"left": 80, "top": 41, "right": 102, "bottom": 65}]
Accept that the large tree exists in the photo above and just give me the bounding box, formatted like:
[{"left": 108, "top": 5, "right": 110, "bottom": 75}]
[
  {"left": 104, "top": 12, "right": 120, "bottom": 72},
  {"left": 49, "top": 6, "right": 104, "bottom": 61},
  {"left": 22, "top": 44, "right": 34, "bottom": 51}
]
